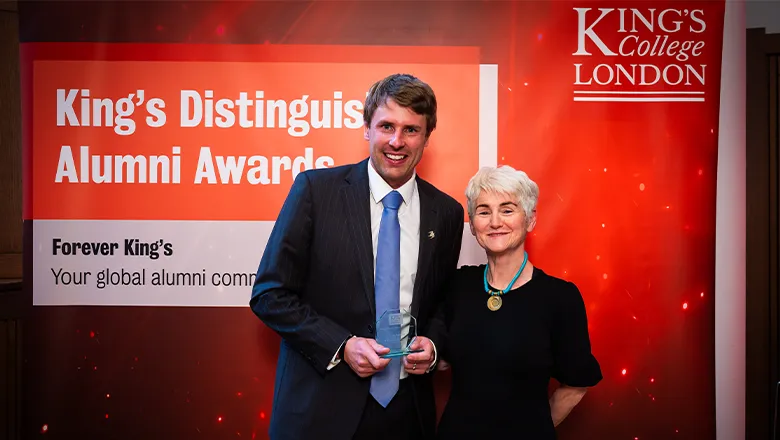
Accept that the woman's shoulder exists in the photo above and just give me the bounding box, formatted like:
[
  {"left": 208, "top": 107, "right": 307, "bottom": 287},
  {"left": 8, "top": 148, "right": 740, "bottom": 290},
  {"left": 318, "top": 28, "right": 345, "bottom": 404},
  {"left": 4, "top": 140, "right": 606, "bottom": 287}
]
[
  {"left": 531, "top": 268, "right": 584, "bottom": 301},
  {"left": 450, "top": 264, "right": 485, "bottom": 285},
  {"left": 455, "top": 264, "right": 485, "bottom": 276}
]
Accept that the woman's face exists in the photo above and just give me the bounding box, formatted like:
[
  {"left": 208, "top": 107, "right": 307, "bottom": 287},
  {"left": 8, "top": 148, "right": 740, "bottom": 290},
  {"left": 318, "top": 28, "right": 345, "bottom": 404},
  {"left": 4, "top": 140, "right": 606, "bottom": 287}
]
[{"left": 470, "top": 190, "right": 535, "bottom": 256}]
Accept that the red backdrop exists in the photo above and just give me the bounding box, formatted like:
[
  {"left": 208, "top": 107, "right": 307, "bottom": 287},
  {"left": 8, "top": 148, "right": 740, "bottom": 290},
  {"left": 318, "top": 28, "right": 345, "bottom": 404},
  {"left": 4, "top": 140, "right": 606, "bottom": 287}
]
[{"left": 21, "top": 1, "right": 724, "bottom": 439}]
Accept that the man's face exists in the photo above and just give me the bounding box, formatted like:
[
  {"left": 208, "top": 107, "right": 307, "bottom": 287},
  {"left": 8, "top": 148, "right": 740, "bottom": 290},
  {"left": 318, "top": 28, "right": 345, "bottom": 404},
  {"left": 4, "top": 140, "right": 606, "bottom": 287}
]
[{"left": 364, "top": 99, "right": 429, "bottom": 189}]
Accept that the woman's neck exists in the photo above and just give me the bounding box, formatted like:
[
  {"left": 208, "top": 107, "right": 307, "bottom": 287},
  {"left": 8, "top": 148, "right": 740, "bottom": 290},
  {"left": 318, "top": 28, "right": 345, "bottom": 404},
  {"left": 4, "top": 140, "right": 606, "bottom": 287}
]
[{"left": 487, "top": 247, "right": 533, "bottom": 291}]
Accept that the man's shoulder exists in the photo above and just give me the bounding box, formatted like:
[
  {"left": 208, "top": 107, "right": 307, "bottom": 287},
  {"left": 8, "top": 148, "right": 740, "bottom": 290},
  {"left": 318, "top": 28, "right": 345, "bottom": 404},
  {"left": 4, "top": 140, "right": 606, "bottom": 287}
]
[
  {"left": 417, "top": 177, "right": 463, "bottom": 214},
  {"left": 298, "top": 161, "right": 362, "bottom": 184}
]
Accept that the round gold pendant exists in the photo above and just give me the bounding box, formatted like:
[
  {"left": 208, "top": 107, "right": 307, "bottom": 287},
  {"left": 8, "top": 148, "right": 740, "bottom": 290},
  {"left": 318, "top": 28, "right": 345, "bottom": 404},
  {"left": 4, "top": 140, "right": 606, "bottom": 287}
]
[{"left": 487, "top": 295, "right": 502, "bottom": 311}]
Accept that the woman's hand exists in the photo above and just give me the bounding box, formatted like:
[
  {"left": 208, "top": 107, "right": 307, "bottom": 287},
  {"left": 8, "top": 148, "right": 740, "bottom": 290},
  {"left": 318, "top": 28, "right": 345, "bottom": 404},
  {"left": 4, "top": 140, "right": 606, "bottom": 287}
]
[{"left": 549, "top": 385, "right": 588, "bottom": 427}]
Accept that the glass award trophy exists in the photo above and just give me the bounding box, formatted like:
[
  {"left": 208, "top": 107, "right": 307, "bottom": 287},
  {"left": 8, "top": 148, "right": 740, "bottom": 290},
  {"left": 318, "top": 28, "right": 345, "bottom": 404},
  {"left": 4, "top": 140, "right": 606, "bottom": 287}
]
[{"left": 376, "top": 308, "right": 424, "bottom": 358}]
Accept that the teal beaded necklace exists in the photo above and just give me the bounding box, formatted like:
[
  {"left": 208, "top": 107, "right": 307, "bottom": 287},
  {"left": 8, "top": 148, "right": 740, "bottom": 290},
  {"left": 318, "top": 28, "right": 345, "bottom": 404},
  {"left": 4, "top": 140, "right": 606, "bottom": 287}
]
[{"left": 483, "top": 251, "right": 528, "bottom": 311}]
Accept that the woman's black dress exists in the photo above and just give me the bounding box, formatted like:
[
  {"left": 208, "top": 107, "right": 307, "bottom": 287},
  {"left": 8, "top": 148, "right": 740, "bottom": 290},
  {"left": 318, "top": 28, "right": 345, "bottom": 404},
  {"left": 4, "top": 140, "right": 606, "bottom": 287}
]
[{"left": 436, "top": 265, "right": 602, "bottom": 440}]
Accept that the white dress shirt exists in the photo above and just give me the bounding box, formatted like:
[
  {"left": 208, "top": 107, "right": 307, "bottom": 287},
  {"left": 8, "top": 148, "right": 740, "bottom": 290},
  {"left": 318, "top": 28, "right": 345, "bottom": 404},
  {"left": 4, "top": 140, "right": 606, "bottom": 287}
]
[
  {"left": 328, "top": 161, "right": 436, "bottom": 377},
  {"left": 367, "top": 161, "right": 419, "bottom": 379}
]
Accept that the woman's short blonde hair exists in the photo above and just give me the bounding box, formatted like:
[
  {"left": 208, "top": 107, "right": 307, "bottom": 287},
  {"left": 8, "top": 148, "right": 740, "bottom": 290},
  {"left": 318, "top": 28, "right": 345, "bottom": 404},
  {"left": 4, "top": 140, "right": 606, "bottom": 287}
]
[{"left": 465, "top": 165, "right": 539, "bottom": 222}]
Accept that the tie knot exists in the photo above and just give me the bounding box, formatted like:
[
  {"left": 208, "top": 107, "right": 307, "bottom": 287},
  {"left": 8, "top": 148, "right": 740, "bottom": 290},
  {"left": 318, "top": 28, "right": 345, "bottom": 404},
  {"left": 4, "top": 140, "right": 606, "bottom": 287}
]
[{"left": 382, "top": 191, "right": 403, "bottom": 210}]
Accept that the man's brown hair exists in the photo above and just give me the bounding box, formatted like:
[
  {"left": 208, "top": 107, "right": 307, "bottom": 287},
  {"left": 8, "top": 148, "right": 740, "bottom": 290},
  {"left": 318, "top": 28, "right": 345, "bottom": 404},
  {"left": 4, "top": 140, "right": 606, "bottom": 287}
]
[{"left": 363, "top": 73, "right": 437, "bottom": 137}]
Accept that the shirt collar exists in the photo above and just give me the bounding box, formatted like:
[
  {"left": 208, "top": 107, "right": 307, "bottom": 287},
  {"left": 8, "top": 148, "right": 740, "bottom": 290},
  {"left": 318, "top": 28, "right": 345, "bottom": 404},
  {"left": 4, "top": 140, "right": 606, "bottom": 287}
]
[{"left": 367, "top": 159, "right": 416, "bottom": 206}]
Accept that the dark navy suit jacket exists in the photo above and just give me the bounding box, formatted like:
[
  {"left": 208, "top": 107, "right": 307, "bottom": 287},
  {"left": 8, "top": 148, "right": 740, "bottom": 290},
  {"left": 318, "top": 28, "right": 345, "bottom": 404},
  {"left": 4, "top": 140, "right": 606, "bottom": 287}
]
[{"left": 250, "top": 158, "right": 464, "bottom": 440}]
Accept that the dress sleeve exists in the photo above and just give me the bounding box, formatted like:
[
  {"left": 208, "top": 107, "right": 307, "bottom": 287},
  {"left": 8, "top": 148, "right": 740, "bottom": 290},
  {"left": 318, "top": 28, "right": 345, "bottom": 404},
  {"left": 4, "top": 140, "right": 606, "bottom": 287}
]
[{"left": 551, "top": 281, "right": 603, "bottom": 387}]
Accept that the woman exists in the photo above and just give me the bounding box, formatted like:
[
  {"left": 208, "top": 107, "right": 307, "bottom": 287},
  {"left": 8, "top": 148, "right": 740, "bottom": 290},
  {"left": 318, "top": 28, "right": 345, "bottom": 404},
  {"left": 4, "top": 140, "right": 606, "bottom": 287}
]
[{"left": 435, "top": 165, "right": 602, "bottom": 439}]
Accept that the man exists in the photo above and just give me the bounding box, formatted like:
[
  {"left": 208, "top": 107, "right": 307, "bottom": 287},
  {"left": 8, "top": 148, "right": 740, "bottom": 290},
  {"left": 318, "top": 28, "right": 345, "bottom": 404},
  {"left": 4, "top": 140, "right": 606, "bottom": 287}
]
[{"left": 250, "top": 73, "right": 464, "bottom": 440}]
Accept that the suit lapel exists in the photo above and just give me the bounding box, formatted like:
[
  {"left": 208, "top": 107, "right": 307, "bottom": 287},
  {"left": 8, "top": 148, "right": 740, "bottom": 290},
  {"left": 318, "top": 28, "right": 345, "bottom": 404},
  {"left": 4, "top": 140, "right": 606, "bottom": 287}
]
[
  {"left": 411, "top": 178, "right": 438, "bottom": 317},
  {"left": 342, "top": 160, "right": 376, "bottom": 316}
]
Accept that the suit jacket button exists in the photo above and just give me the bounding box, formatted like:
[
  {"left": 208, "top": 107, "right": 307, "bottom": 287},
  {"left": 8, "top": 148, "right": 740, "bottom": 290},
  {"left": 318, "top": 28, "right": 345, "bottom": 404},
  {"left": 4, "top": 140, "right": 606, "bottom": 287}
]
[{"left": 367, "top": 324, "right": 374, "bottom": 333}]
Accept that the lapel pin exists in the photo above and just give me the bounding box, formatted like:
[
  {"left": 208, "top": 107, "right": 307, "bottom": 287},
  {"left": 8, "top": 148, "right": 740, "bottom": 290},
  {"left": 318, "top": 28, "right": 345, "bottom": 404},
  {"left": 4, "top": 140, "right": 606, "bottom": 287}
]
[{"left": 428, "top": 231, "right": 435, "bottom": 239}]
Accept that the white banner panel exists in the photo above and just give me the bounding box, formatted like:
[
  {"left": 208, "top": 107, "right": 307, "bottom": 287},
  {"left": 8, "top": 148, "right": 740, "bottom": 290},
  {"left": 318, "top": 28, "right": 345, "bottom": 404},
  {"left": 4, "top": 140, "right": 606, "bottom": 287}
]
[{"left": 33, "top": 220, "right": 485, "bottom": 306}]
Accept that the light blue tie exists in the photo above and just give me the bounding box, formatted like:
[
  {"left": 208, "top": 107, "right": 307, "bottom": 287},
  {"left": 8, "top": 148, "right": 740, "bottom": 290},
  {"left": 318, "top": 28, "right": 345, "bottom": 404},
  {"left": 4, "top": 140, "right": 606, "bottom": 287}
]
[{"left": 370, "top": 190, "right": 403, "bottom": 408}]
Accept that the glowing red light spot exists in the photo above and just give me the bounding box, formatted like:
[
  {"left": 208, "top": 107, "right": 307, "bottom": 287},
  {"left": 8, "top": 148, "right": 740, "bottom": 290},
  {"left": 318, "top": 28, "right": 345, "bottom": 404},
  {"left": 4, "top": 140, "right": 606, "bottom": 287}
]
[
  {"left": 259, "top": 412, "right": 266, "bottom": 420},
  {"left": 236, "top": 392, "right": 242, "bottom": 397},
  {"left": 621, "top": 369, "right": 627, "bottom": 375},
  {"left": 106, "top": 393, "right": 110, "bottom": 398},
  {"left": 698, "top": 169, "right": 703, "bottom": 175},
  {"left": 105, "top": 414, "right": 109, "bottom": 419},
  {"left": 650, "top": 378, "right": 655, "bottom": 383},
  {"left": 217, "top": 416, "right": 223, "bottom": 423},
  {"left": 683, "top": 302, "right": 688, "bottom": 310},
  {"left": 701, "top": 292, "right": 704, "bottom": 298},
  {"left": 134, "top": 357, "right": 139, "bottom": 362},
  {"left": 94, "top": 366, "right": 98, "bottom": 371},
  {"left": 89, "top": 331, "right": 95, "bottom": 338},
  {"left": 41, "top": 424, "right": 48, "bottom": 433}
]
